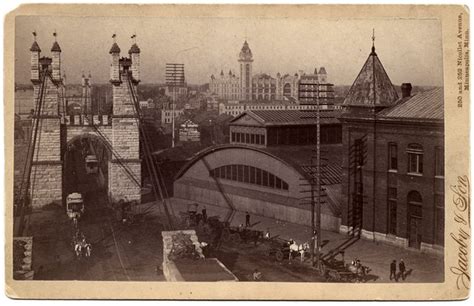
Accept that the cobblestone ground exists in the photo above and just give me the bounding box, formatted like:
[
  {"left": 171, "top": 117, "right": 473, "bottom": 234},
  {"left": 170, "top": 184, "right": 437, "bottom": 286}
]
[{"left": 164, "top": 198, "right": 444, "bottom": 283}]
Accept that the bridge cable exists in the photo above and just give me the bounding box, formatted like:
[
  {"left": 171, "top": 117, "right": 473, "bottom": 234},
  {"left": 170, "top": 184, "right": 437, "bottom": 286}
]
[
  {"left": 125, "top": 74, "right": 174, "bottom": 229},
  {"left": 16, "top": 71, "right": 48, "bottom": 236}
]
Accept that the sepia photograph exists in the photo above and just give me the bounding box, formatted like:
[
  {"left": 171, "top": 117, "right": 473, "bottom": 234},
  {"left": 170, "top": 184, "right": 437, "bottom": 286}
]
[{"left": 4, "top": 3, "right": 470, "bottom": 300}]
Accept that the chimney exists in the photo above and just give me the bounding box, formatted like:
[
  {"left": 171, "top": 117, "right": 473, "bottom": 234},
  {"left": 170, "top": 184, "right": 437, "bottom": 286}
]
[{"left": 401, "top": 83, "right": 412, "bottom": 98}]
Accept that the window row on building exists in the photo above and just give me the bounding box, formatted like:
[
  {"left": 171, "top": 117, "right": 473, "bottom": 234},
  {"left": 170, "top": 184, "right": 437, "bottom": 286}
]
[
  {"left": 209, "top": 164, "right": 289, "bottom": 191},
  {"left": 387, "top": 143, "right": 444, "bottom": 176},
  {"left": 231, "top": 132, "right": 266, "bottom": 145}
]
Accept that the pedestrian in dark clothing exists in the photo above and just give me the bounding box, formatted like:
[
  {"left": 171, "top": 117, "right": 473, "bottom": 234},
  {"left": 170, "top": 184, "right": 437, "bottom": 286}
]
[
  {"left": 245, "top": 211, "right": 251, "bottom": 227},
  {"left": 399, "top": 259, "right": 406, "bottom": 280},
  {"left": 202, "top": 207, "right": 207, "bottom": 223},
  {"left": 390, "top": 260, "right": 398, "bottom": 281}
]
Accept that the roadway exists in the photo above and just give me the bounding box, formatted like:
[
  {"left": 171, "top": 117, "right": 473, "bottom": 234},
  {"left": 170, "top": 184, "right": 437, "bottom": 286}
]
[{"left": 30, "top": 141, "right": 164, "bottom": 281}]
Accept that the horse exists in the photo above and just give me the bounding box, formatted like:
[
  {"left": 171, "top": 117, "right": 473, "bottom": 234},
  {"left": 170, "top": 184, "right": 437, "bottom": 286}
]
[
  {"left": 289, "top": 241, "right": 310, "bottom": 262},
  {"left": 83, "top": 243, "right": 92, "bottom": 258},
  {"left": 74, "top": 242, "right": 82, "bottom": 258}
]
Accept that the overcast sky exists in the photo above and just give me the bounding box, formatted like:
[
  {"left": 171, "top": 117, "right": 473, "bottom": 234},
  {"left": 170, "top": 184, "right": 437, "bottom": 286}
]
[{"left": 15, "top": 16, "right": 443, "bottom": 86}]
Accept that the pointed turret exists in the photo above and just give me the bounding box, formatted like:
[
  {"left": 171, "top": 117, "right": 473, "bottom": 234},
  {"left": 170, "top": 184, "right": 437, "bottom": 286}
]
[
  {"left": 30, "top": 37, "right": 41, "bottom": 82},
  {"left": 238, "top": 40, "right": 253, "bottom": 62},
  {"left": 129, "top": 42, "right": 140, "bottom": 82},
  {"left": 51, "top": 33, "right": 61, "bottom": 81},
  {"left": 109, "top": 42, "right": 121, "bottom": 54},
  {"left": 342, "top": 44, "right": 398, "bottom": 111},
  {"left": 110, "top": 35, "right": 121, "bottom": 83}
]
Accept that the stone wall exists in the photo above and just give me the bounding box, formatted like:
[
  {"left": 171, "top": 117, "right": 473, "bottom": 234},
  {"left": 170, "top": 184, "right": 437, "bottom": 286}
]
[
  {"left": 30, "top": 73, "right": 62, "bottom": 208},
  {"left": 109, "top": 71, "right": 141, "bottom": 203}
]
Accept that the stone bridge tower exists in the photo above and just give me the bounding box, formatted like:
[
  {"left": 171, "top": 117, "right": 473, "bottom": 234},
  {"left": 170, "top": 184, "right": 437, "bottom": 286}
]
[
  {"left": 29, "top": 38, "right": 63, "bottom": 207},
  {"left": 108, "top": 40, "right": 142, "bottom": 203},
  {"left": 28, "top": 36, "right": 142, "bottom": 208}
]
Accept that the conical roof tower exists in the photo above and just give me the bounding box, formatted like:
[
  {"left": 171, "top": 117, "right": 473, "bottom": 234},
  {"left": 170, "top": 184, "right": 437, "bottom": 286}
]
[{"left": 343, "top": 41, "right": 399, "bottom": 111}]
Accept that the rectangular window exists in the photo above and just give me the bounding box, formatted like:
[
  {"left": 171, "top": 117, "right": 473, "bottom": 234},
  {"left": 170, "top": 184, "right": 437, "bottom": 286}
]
[
  {"left": 243, "top": 165, "right": 250, "bottom": 183},
  {"left": 282, "top": 181, "right": 289, "bottom": 190},
  {"left": 261, "top": 135, "right": 265, "bottom": 145},
  {"left": 249, "top": 167, "right": 256, "bottom": 184},
  {"left": 388, "top": 143, "right": 398, "bottom": 171},
  {"left": 275, "top": 177, "right": 282, "bottom": 189},
  {"left": 268, "top": 173, "right": 275, "bottom": 188},
  {"left": 231, "top": 165, "right": 238, "bottom": 181},
  {"left": 435, "top": 146, "right": 444, "bottom": 177},
  {"left": 231, "top": 132, "right": 236, "bottom": 142},
  {"left": 387, "top": 187, "right": 397, "bottom": 235},
  {"left": 408, "top": 152, "right": 423, "bottom": 174},
  {"left": 262, "top": 171, "right": 269, "bottom": 187},
  {"left": 245, "top": 133, "right": 250, "bottom": 143},
  {"left": 251, "top": 134, "right": 255, "bottom": 144},
  {"left": 256, "top": 168, "right": 262, "bottom": 185},
  {"left": 237, "top": 165, "right": 244, "bottom": 182},
  {"left": 225, "top": 165, "right": 232, "bottom": 180},
  {"left": 236, "top": 133, "right": 240, "bottom": 143}
]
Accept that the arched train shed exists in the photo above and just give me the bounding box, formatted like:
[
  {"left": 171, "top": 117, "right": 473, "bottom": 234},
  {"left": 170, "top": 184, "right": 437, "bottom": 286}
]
[{"left": 174, "top": 144, "right": 343, "bottom": 231}]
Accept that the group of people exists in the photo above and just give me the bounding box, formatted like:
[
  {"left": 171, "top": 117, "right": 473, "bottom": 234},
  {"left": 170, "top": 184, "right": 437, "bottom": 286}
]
[
  {"left": 188, "top": 203, "right": 208, "bottom": 226},
  {"left": 390, "top": 259, "right": 407, "bottom": 281}
]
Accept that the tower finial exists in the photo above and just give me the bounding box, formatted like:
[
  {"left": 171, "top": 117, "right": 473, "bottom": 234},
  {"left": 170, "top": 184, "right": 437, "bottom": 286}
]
[
  {"left": 32, "top": 30, "right": 37, "bottom": 41},
  {"left": 371, "top": 28, "right": 376, "bottom": 54},
  {"left": 53, "top": 30, "right": 57, "bottom": 41},
  {"left": 112, "top": 33, "right": 117, "bottom": 43},
  {"left": 131, "top": 34, "right": 136, "bottom": 44}
]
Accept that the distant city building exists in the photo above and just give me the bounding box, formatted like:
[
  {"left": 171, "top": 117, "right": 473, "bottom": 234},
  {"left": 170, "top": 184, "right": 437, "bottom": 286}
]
[
  {"left": 209, "top": 70, "right": 240, "bottom": 100},
  {"left": 161, "top": 107, "right": 184, "bottom": 124},
  {"left": 209, "top": 40, "right": 330, "bottom": 102},
  {"left": 139, "top": 98, "right": 154, "bottom": 109},
  {"left": 179, "top": 119, "right": 200, "bottom": 142},
  {"left": 206, "top": 96, "right": 220, "bottom": 111},
  {"left": 219, "top": 100, "right": 332, "bottom": 117},
  {"left": 165, "top": 84, "right": 188, "bottom": 100},
  {"left": 252, "top": 73, "right": 276, "bottom": 100}
]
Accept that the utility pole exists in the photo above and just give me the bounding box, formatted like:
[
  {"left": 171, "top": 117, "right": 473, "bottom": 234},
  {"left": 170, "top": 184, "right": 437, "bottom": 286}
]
[
  {"left": 298, "top": 74, "right": 334, "bottom": 272},
  {"left": 165, "top": 63, "right": 185, "bottom": 148}
]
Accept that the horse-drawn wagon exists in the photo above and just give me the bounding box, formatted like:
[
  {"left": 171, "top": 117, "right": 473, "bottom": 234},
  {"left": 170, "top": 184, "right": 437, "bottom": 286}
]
[{"left": 322, "top": 258, "right": 372, "bottom": 282}]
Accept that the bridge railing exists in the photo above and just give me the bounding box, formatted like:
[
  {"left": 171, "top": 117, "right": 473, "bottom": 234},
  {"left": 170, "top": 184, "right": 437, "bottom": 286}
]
[{"left": 62, "top": 115, "right": 112, "bottom": 126}]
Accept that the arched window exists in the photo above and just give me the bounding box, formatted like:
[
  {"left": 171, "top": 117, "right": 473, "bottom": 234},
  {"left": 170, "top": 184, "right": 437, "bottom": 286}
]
[
  {"left": 407, "top": 143, "right": 423, "bottom": 174},
  {"left": 209, "top": 164, "right": 289, "bottom": 191},
  {"left": 283, "top": 83, "right": 292, "bottom": 97}
]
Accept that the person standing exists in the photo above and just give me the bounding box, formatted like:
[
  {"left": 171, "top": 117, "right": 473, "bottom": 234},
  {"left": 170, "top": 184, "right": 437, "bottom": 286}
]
[
  {"left": 399, "top": 259, "right": 406, "bottom": 280},
  {"left": 390, "top": 260, "right": 398, "bottom": 281},
  {"left": 202, "top": 207, "right": 207, "bottom": 223},
  {"left": 245, "top": 211, "right": 251, "bottom": 227}
]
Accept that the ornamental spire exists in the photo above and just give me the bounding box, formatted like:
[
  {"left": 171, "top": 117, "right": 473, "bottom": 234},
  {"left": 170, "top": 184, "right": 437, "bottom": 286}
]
[{"left": 371, "top": 28, "right": 376, "bottom": 55}]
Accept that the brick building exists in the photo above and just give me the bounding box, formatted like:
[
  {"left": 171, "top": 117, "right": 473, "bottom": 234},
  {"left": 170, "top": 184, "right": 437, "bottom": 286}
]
[{"left": 339, "top": 43, "right": 444, "bottom": 255}]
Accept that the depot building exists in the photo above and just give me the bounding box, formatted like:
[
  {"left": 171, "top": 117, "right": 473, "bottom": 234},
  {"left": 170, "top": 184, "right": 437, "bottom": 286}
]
[{"left": 173, "top": 109, "right": 343, "bottom": 231}]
